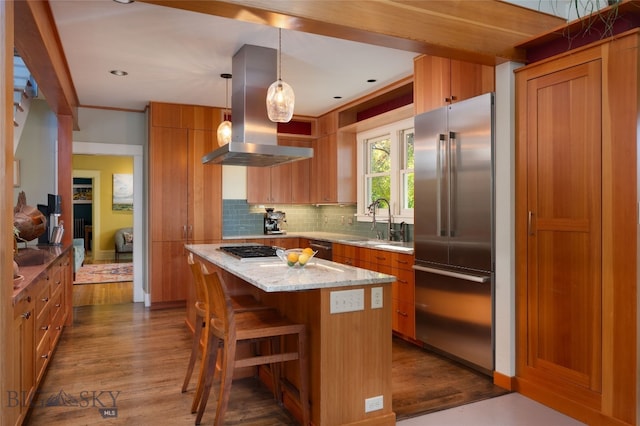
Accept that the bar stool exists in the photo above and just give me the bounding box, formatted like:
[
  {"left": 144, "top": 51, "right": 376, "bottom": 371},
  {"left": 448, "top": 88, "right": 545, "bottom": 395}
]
[
  {"left": 182, "top": 253, "right": 269, "bottom": 413},
  {"left": 196, "top": 269, "right": 310, "bottom": 426}
]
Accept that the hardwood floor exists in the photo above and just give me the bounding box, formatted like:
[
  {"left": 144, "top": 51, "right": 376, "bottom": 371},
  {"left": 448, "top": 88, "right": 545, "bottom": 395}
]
[{"left": 25, "top": 303, "right": 507, "bottom": 425}]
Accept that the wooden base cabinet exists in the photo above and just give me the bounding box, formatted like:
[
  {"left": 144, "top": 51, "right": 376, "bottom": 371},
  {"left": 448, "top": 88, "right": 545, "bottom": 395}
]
[
  {"left": 515, "top": 31, "right": 639, "bottom": 425},
  {"left": 333, "top": 244, "right": 415, "bottom": 338},
  {"left": 9, "top": 248, "right": 72, "bottom": 426}
]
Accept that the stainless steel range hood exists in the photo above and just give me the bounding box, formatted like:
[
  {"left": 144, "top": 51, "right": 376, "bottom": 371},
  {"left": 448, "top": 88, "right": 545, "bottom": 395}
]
[{"left": 202, "top": 45, "right": 313, "bottom": 167}]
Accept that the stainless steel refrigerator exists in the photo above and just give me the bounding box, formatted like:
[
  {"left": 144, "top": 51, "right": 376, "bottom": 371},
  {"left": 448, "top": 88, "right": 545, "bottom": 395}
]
[{"left": 413, "top": 92, "right": 495, "bottom": 375}]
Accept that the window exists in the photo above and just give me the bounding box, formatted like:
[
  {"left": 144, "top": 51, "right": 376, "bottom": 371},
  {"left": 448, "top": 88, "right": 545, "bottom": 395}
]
[{"left": 357, "top": 118, "right": 414, "bottom": 224}]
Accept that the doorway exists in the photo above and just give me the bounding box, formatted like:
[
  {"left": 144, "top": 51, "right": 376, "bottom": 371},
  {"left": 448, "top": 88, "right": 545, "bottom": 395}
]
[{"left": 72, "top": 142, "right": 144, "bottom": 304}]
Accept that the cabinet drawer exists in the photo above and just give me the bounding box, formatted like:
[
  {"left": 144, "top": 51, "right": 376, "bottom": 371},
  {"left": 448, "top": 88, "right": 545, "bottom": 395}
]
[
  {"left": 36, "top": 335, "right": 51, "bottom": 382},
  {"left": 13, "top": 288, "right": 33, "bottom": 320},
  {"left": 391, "top": 252, "right": 413, "bottom": 271},
  {"left": 392, "top": 268, "right": 415, "bottom": 302},
  {"left": 392, "top": 299, "right": 415, "bottom": 338},
  {"left": 36, "top": 309, "right": 50, "bottom": 348},
  {"left": 36, "top": 282, "right": 51, "bottom": 320}
]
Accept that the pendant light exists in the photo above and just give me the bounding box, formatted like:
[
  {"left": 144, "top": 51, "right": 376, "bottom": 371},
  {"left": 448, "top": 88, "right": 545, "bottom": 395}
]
[
  {"left": 216, "top": 73, "right": 232, "bottom": 146},
  {"left": 266, "top": 27, "right": 295, "bottom": 123}
]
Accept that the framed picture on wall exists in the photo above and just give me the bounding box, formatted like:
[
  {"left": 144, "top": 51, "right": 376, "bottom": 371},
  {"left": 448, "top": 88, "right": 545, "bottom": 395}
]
[{"left": 112, "top": 173, "right": 133, "bottom": 211}]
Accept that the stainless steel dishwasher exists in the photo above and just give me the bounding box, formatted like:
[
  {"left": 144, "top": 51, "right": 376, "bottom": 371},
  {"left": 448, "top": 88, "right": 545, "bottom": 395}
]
[{"left": 308, "top": 240, "right": 333, "bottom": 260}]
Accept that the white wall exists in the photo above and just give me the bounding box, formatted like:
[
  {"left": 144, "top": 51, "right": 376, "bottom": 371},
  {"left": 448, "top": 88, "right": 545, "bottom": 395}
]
[
  {"left": 494, "top": 62, "right": 522, "bottom": 377},
  {"left": 222, "top": 165, "right": 247, "bottom": 199},
  {"left": 13, "top": 99, "right": 58, "bottom": 215}
]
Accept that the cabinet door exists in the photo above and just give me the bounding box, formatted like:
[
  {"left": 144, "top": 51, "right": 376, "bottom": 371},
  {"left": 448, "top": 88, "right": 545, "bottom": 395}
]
[
  {"left": 449, "top": 59, "right": 494, "bottom": 104},
  {"left": 312, "top": 134, "right": 337, "bottom": 203},
  {"left": 247, "top": 166, "right": 273, "bottom": 204},
  {"left": 414, "top": 55, "right": 451, "bottom": 113},
  {"left": 518, "top": 60, "right": 602, "bottom": 398},
  {"left": 188, "top": 129, "right": 222, "bottom": 242},
  {"left": 150, "top": 241, "right": 188, "bottom": 304},
  {"left": 269, "top": 162, "right": 292, "bottom": 204},
  {"left": 150, "top": 127, "right": 189, "bottom": 242},
  {"left": 284, "top": 139, "right": 311, "bottom": 204},
  {"left": 12, "top": 291, "right": 34, "bottom": 423}
]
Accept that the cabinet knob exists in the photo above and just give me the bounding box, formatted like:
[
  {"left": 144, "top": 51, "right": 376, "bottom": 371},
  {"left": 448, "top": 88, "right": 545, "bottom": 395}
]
[
  {"left": 55, "top": 303, "right": 61, "bottom": 308},
  {"left": 397, "top": 279, "right": 408, "bottom": 284},
  {"left": 22, "top": 311, "right": 31, "bottom": 320},
  {"left": 41, "top": 354, "right": 49, "bottom": 359},
  {"left": 451, "top": 95, "right": 457, "bottom": 101},
  {"left": 42, "top": 297, "right": 49, "bottom": 303},
  {"left": 41, "top": 325, "right": 49, "bottom": 331},
  {"left": 396, "top": 310, "right": 408, "bottom": 317},
  {"left": 444, "top": 97, "right": 450, "bottom": 103}
]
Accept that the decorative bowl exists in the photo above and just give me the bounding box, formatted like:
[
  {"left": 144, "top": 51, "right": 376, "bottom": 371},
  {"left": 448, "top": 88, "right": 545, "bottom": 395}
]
[{"left": 276, "top": 248, "right": 317, "bottom": 268}]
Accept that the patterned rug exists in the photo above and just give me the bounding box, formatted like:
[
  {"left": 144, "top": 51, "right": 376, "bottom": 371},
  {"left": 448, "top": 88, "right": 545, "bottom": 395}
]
[{"left": 74, "top": 263, "right": 133, "bottom": 285}]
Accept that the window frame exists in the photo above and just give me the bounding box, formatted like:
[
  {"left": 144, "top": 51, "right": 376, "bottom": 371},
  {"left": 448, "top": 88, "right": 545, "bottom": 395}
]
[{"left": 356, "top": 117, "right": 415, "bottom": 225}]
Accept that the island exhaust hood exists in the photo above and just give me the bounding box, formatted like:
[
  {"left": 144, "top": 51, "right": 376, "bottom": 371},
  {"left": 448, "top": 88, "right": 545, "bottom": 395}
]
[{"left": 202, "top": 45, "right": 313, "bottom": 167}]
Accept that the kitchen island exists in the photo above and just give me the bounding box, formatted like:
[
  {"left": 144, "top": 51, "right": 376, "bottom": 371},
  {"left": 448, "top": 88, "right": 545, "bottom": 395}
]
[{"left": 185, "top": 243, "right": 396, "bottom": 426}]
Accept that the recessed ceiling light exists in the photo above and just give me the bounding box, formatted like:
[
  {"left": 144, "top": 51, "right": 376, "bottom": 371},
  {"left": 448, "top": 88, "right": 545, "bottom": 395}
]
[
  {"left": 333, "top": 96, "right": 342, "bottom": 99},
  {"left": 367, "top": 79, "right": 377, "bottom": 83},
  {"left": 110, "top": 70, "right": 128, "bottom": 77},
  {"left": 113, "top": 0, "right": 134, "bottom": 4}
]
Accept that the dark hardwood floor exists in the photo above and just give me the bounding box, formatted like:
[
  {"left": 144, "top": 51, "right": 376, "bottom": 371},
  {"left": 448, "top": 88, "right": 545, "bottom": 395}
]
[{"left": 25, "top": 303, "right": 507, "bottom": 425}]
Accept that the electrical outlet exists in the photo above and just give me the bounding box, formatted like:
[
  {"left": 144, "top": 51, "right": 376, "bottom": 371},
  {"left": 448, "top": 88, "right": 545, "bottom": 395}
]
[
  {"left": 341, "top": 215, "right": 345, "bottom": 224},
  {"left": 330, "top": 289, "right": 364, "bottom": 314},
  {"left": 365, "top": 395, "right": 383, "bottom": 412},
  {"left": 371, "top": 287, "right": 383, "bottom": 309}
]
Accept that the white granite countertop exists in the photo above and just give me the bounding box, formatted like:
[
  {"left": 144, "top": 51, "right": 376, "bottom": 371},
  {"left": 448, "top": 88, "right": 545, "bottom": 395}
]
[
  {"left": 186, "top": 243, "right": 396, "bottom": 292},
  {"left": 223, "top": 231, "right": 414, "bottom": 254}
]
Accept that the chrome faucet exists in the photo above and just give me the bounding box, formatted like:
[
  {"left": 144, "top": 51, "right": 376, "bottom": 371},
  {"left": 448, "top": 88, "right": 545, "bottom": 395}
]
[{"left": 367, "top": 198, "right": 392, "bottom": 240}]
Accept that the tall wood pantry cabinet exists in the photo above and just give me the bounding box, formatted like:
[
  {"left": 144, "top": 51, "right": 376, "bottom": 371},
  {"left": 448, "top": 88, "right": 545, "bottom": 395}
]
[
  {"left": 149, "top": 102, "right": 223, "bottom": 307},
  {"left": 515, "top": 30, "right": 639, "bottom": 425}
]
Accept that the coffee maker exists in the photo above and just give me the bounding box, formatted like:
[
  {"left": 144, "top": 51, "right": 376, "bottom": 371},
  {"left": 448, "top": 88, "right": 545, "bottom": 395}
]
[{"left": 264, "top": 208, "right": 286, "bottom": 234}]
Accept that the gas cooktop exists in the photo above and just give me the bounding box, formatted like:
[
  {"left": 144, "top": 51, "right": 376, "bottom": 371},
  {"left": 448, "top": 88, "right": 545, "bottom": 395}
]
[{"left": 219, "top": 245, "right": 279, "bottom": 262}]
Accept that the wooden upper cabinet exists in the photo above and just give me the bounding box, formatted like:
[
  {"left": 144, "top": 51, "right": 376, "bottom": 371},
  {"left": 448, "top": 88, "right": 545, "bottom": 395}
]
[
  {"left": 286, "top": 139, "right": 312, "bottom": 204},
  {"left": 311, "top": 126, "right": 356, "bottom": 204},
  {"left": 414, "top": 54, "right": 495, "bottom": 114},
  {"left": 150, "top": 101, "right": 221, "bottom": 130}
]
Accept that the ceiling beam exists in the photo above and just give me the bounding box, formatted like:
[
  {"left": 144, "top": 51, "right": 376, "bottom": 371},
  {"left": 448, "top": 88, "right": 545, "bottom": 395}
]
[
  {"left": 14, "top": 0, "right": 79, "bottom": 129},
  {"left": 140, "top": 0, "right": 565, "bottom": 64}
]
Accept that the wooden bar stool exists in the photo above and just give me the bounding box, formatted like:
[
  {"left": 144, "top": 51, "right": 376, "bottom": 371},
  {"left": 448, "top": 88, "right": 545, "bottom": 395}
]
[
  {"left": 182, "top": 253, "right": 269, "bottom": 413},
  {"left": 195, "top": 269, "right": 310, "bottom": 426}
]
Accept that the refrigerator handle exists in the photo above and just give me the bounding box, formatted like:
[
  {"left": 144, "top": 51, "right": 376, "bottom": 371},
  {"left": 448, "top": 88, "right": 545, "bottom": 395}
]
[
  {"left": 413, "top": 264, "right": 491, "bottom": 283},
  {"left": 449, "top": 131, "right": 457, "bottom": 237},
  {"left": 437, "top": 133, "right": 447, "bottom": 237}
]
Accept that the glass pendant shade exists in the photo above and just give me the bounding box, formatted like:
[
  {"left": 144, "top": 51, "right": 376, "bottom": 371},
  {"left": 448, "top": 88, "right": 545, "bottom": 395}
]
[
  {"left": 266, "top": 79, "right": 295, "bottom": 122},
  {"left": 217, "top": 73, "right": 232, "bottom": 146},
  {"left": 216, "top": 120, "right": 232, "bottom": 145}
]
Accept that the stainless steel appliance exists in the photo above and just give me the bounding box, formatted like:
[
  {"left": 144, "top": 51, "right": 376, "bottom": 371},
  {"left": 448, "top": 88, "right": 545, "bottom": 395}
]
[
  {"left": 308, "top": 240, "right": 333, "bottom": 260},
  {"left": 264, "top": 208, "right": 286, "bottom": 234},
  {"left": 219, "top": 245, "right": 279, "bottom": 262},
  {"left": 413, "top": 92, "right": 495, "bottom": 375},
  {"left": 201, "top": 45, "right": 313, "bottom": 167}
]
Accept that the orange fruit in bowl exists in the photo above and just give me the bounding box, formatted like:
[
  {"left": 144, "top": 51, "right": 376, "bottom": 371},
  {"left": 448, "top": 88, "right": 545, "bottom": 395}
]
[
  {"left": 302, "top": 247, "right": 314, "bottom": 256},
  {"left": 287, "top": 252, "right": 299, "bottom": 266}
]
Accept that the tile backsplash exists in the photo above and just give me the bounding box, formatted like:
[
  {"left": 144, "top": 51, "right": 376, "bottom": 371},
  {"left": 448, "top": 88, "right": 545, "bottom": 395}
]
[{"left": 222, "top": 199, "right": 412, "bottom": 241}]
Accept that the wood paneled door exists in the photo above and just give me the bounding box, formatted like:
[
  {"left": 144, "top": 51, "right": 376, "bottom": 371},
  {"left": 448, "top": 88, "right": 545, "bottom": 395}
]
[
  {"left": 518, "top": 60, "right": 602, "bottom": 398},
  {"left": 515, "top": 31, "right": 640, "bottom": 425}
]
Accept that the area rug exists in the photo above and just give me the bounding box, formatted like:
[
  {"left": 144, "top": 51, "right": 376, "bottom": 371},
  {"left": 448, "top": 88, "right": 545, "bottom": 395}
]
[{"left": 74, "top": 263, "right": 133, "bottom": 285}]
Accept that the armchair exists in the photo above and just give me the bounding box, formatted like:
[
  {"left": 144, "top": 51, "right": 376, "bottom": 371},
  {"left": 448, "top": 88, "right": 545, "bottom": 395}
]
[{"left": 114, "top": 227, "right": 133, "bottom": 262}]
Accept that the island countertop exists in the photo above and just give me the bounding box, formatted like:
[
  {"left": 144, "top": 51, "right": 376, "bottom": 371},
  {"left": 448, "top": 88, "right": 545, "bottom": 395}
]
[{"left": 185, "top": 243, "right": 396, "bottom": 292}]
